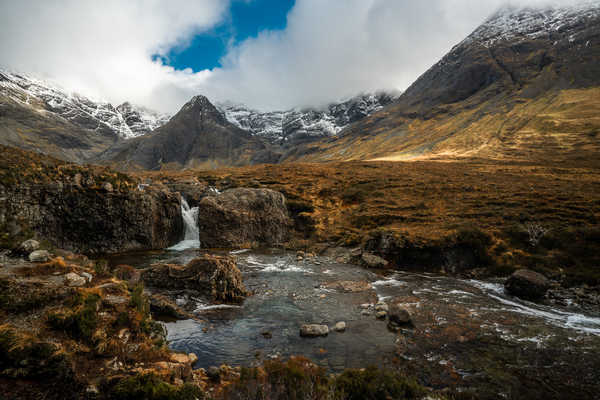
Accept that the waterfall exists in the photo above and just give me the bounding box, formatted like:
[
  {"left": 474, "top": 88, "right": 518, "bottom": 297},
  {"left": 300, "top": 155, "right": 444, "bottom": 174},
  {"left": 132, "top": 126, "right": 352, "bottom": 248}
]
[{"left": 168, "top": 197, "right": 200, "bottom": 251}]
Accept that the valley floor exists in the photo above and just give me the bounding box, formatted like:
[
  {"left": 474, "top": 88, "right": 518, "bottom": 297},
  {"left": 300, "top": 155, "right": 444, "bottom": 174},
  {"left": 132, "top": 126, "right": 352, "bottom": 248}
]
[{"left": 144, "top": 159, "right": 600, "bottom": 288}]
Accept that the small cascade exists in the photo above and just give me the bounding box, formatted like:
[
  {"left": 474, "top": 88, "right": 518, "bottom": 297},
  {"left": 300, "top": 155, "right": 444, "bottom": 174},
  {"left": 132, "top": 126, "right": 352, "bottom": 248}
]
[{"left": 168, "top": 197, "right": 200, "bottom": 251}]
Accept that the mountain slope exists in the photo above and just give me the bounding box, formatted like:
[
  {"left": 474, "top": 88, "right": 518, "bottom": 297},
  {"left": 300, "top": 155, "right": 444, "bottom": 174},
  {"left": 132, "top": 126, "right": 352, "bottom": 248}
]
[
  {"left": 100, "top": 96, "right": 280, "bottom": 170},
  {"left": 290, "top": 2, "right": 600, "bottom": 165},
  {"left": 0, "top": 70, "right": 169, "bottom": 162}
]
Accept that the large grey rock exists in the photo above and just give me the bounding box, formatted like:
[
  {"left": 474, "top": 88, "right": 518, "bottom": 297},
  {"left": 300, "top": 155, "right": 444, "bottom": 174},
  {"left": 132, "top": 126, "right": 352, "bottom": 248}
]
[
  {"left": 300, "top": 324, "right": 329, "bottom": 337},
  {"left": 28, "top": 250, "right": 51, "bottom": 263},
  {"left": 18, "top": 239, "right": 40, "bottom": 255},
  {"left": 197, "top": 188, "right": 291, "bottom": 248},
  {"left": 505, "top": 269, "right": 550, "bottom": 301}
]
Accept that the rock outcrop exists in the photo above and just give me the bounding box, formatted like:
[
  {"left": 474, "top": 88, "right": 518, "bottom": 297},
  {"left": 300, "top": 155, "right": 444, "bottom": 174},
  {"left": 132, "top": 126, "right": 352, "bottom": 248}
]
[
  {"left": 141, "top": 255, "right": 248, "bottom": 303},
  {"left": 197, "top": 188, "right": 291, "bottom": 248},
  {"left": 0, "top": 181, "right": 183, "bottom": 254},
  {"left": 505, "top": 269, "right": 550, "bottom": 301}
]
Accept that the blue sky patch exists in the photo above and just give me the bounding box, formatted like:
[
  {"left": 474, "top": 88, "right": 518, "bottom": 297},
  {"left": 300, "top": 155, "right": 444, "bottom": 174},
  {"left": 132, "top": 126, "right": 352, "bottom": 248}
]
[{"left": 156, "top": 0, "right": 295, "bottom": 72}]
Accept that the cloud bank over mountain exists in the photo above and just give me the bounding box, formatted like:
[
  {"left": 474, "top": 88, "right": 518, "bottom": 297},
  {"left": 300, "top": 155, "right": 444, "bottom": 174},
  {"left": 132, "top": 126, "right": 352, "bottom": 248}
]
[{"left": 0, "top": 0, "right": 591, "bottom": 112}]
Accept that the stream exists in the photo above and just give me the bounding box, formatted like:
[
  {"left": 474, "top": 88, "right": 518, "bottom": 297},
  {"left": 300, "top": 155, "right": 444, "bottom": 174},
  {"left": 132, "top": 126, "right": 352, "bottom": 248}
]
[{"left": 109, "top": 247, "right": 600, "bottom": 397}]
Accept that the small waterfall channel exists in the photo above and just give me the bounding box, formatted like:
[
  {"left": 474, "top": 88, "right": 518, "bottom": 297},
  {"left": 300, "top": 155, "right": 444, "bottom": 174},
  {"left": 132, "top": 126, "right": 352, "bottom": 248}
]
[{"left": 168, "top": 197, "right": 200, "bottom": 251}]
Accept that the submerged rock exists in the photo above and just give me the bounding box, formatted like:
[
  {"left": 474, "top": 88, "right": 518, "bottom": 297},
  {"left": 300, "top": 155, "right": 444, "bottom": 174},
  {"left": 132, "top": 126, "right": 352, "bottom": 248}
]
[
  {"left": 334, "top": 321, "right": 346, "bottom": 332},
  {"left": 142, "top": 255, "right": 248, "bottom": 303},
  {"left": 387, "top": 302, "right": 412, "bottom": 331},
  {"left": 505, "top": 269, "right": 550, "bottom": 301},
  {"left": 325, "top": 280, "right": 373, "bottom": 293},
  {"left": 300, "top": 324, "right": 329, "bottom": 337},
  {"left": 197, "top": 188, "right": 291, "bottom": 248},
  {"left": 29, "top": 250, "right": 51, "bottom": 263}
]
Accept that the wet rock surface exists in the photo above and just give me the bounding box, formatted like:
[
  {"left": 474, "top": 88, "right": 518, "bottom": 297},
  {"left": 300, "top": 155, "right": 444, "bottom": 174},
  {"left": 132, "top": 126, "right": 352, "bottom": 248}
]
[
  {"left": 505, "top": 269, "right": 550, "bottom": 300},
  {"left": 197, "top": 188, "right": 291, "bottom": 248},
  {"left": 300, "top": 324, "right": 329, "bottom": 337}
]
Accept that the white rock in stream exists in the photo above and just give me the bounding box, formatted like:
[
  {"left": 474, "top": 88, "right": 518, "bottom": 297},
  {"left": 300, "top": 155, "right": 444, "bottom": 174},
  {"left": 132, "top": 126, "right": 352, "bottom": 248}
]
[{"left": 334, "top": 321, "right": 346, "bottom": 332}]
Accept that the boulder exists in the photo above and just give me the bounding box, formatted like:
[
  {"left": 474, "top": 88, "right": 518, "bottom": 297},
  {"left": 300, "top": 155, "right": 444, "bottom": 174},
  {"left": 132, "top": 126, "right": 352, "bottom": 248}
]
[
  {"left": 334, "top": 321, "right": 346, "bottom": 332},
  {"left": 387, "top": 302, "right": 412, "bottom": 331},
  {"left": 375, "top": 303, "right": 389, "bottom": 312},
  {"left": 142, "top": 255, "right": 248, "bottom": 303},
  {"left": 64, "top": 272, "right": 87, "bottom": 287},
  {"left": 18, "top": 239, "right": 40, "bottom": 255},
  {"left": 361, "top": 252, "right": 389, "bottom": 269},
  {"left": 376, "top": 311, "right": 387, "bottom": 319},
  {"left": 505, "top": 269, "right": 550, "bottom": 301},
  {"left": 29, "top": 250, "right": 51, "bottom": 263},
  {"left": 300, "top": 324, "right": 329, "bottom": 337},
  {"left": 149, "top": 294, "right": 191, "bottom": 319},
  {"left": 197, "top": 188, "right": 291, "bottom": 248}
]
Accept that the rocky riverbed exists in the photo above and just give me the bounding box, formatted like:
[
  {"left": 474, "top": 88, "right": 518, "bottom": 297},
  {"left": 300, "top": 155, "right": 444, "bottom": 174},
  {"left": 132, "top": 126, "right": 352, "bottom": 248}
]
[{"left": 108, "top": 248, "right": 600, "bottom": 399}]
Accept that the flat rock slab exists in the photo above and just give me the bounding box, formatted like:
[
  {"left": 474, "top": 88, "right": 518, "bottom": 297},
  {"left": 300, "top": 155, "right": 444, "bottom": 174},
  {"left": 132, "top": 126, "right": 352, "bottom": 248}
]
[{"left": 325, "top": 280, "right": 373, "bottom": 293}]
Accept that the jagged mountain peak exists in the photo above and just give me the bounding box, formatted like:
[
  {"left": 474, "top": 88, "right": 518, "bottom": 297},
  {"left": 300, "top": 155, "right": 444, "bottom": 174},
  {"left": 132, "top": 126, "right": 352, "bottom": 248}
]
[
  {"left": 0, "top": 69, "right": 170, "bottom": 140},
  {"left": 178, "top": 95, "right": 228, "bottom": 125}
]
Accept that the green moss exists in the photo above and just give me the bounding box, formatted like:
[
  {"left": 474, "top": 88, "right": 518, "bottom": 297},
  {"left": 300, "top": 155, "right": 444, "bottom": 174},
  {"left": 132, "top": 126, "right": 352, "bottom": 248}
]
[
  {"left": 47, "top": 293, "right": 100, "bottom": 342},
  {"left": 108, "top": 373, "right": 204, "bottom": 400}
]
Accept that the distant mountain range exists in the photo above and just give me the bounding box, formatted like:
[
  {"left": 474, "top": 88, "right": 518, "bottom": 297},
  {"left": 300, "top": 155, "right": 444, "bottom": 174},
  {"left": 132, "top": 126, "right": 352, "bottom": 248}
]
[
  {"left": 216, "top": 91, "right": 399, "bottom": 146},
  {"left": 1, "top": 1, "right": 599, "bottom": 168}
]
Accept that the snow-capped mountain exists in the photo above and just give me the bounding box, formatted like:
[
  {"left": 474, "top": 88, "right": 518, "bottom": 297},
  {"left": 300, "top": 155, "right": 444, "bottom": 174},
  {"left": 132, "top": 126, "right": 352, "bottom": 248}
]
[
  {"left": 116, "top": 102, "right": 171, "bottom": 137},
  {"left": 217, "top": 91, "right": 400, "bottom": 144},
  {"left": 0, "top": 70, "right": 169, "bottom": 139},
  {"left": 462, "top": 0, "right": 600, "bottom": 48}
]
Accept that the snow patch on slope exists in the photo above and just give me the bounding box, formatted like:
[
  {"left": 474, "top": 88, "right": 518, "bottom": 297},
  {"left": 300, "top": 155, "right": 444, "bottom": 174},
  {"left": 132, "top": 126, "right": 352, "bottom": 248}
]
[
  {"left": 0, "top": 69, "right": 170, "bottom": 139},
  {"left": 217, "top": 91, "right": 400, "bottom": 143}
]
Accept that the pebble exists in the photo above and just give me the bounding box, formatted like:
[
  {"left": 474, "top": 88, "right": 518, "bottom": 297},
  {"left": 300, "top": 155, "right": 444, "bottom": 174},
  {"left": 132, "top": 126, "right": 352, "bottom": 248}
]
[{"left": 334, "top": 321, "right": 346, "bottom": 332}]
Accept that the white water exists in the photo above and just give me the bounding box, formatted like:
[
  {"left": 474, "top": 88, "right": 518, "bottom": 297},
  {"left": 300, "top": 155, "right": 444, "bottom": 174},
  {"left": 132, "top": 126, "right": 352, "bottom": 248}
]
[
  {"left": 468, "top": 279, "right": 600, "bottom": 335},
  {"left": 168, "top": 197, "right": 200, "bottom": 251}
]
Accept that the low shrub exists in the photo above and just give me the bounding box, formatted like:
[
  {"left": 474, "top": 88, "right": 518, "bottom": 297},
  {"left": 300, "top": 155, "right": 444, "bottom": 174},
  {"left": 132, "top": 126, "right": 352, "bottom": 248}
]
[
  {"left": 47, "top": 293, "right": 100, "bottom": 342},
  {"left": 108, "top": 373, "right": 204, "bottom": 400},
  {"left": 333, "top": 366, "right": 425, "bottom": 400}
]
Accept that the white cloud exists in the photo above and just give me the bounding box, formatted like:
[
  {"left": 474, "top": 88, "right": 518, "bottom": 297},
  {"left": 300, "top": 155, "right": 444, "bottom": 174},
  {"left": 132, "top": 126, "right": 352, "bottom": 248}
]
[
  {"left": 0, "top": 0, "right": 227, "bottom": 112},
  {"left": 0, "top": 0, "right": 593, "bottom": 113}
]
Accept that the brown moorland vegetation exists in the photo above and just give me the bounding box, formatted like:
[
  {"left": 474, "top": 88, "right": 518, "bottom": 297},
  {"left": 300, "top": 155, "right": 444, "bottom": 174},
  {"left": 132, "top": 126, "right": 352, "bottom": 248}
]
[{"left": 140, "top": 159, "right": 600, "bottom": 286}]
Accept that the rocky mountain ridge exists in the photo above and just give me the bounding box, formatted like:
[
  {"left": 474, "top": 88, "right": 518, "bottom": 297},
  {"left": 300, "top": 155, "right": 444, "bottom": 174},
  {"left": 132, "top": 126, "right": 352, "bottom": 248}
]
[
  {"left": 0, "top": 69, "right": 169, "bottom": 139},
  {"left": 217, "top": 91, "right": 399, "bottom": 145}
]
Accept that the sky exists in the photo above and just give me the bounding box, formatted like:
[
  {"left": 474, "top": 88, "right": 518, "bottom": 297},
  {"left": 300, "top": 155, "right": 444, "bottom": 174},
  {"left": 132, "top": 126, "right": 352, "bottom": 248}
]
[{"left": 0, "top": 0, "right": 593, "bottom": 113}]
